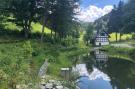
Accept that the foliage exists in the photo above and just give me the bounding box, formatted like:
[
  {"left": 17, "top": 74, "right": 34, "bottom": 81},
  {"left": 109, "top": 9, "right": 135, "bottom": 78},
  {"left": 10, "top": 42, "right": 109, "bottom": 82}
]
[
  {"left": 95, "top": 0, "right": 135, "bottom": 42},
  {"left": 132, "top": 33, "right": 135, "bottom": 40},
  {"left": 107, "top": 1, "right": 124, "bottom": 41},
  {"left": 0, "top": 41, "right": 36, "bottom": 89},
  {"left": 0, "top": 0, "right": 81, "bottom": 44},
  {"left": 129, "top": 49, "right": 135, "bottom": 59},
  {"left": 106, "top": 0, "right": 135, "bottom": 34},
  {"left": 49, "top": 0, "right": 80, "bottom": 38},
  {"left": 0, "top": 39, "right": 88, "bottom": 88},
  {"left": 123, "top": 0, "right": 135, "bottom": 33},
  {"left": 84, "top": 23, "right": 95, "bottom": 45},
  {"left": 23, "top": 41, "right": 33, "bottom": 57},
  {"left": 108, "top": 1, "right": 124, "bottom": 33}
]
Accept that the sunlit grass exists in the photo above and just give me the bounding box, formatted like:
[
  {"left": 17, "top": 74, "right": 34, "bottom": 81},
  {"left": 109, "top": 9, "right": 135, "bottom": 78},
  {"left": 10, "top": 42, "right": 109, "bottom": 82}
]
[
  {"left": 3, "top": 22, "right": 52, "bottom": 33},
  {"left": 78, "top": 31, "right": 87, "bottom": 48},
  {"left": 31, "top": 22, "right": 52, "bottom": 33},
  {"left": 109, "top": 33, "right": 132, "bottom": 42},
  {"left": 3, "top": 22, "right": 20, "bottom": 31}
]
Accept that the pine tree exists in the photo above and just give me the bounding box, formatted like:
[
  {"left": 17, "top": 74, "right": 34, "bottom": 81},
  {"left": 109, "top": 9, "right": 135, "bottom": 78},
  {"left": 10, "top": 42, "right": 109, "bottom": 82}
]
[
  {"left": 108, "top": 1, "right": 124, "bottom": 42},
  {"left": 123, "top": 0, "right": 135, "bottom": 33}
]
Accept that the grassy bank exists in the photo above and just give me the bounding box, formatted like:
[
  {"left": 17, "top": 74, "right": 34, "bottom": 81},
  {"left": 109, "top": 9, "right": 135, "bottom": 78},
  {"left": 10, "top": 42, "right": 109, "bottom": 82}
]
[
  {"left": 0, "top": 38, "right": 89, "bottom": 89},
  {"left": 102, "top": 45, "right": 135, "bottom": 63}
]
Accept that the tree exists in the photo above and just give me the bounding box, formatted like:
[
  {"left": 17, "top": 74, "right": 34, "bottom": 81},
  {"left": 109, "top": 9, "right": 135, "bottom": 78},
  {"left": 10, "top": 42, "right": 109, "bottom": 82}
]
[
  {"left": 37, "top": 0, "right": 57, "bottom": 42},
  {"left": 1, "top": 0, "right": 80, "bottom": 43},
  {"left": 0, "top": 0, "right": 8, "bottom": 28},
  {"left": 117, "top": 1, "right": 124, "bottom": 41},
  {"left": 108, "top": 1, "right": 124, "bottom": 42},
  {"left": 123, "top": 0, "right": 135, "bottom": 33},
  {"left": 84, "top": 23, "right": 95, "bottom": 45},
  {"left": 50, "top": 0, "right": 80, "bottom": 39},
  {"left": 7, "top": 0, "right": 39, "bottom": 38},
  {"left": 38, "top": 0, "right": 80, "bottom": 42}
]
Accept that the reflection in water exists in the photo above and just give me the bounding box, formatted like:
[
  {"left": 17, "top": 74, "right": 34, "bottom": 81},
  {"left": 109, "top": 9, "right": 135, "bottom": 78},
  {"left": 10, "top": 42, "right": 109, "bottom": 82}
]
[
  {"left": 73, "top": 50, "right": 135, "bottom": 89},
  {"left": 94, "top": 50, "right": 108, "bottom": 62},
  {"left": 73, "top": 64, "right": 110, "bottom": 81},
  {"left": 89, "top": 68, "right": 110, "bottom": 81},
  {"left": 72, "top": 64, "right": 89, "bottom": 77},
  {"left": 73, "top": 64, "right": 112, "bottom": 89}
]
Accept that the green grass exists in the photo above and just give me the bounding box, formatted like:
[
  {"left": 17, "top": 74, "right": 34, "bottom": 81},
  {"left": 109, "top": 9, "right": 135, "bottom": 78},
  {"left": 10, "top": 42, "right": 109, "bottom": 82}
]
[
  {"left": 31, "top": 22, "right": 52, "bottom": 34},
  {"left": 0, "top": 38, "right": 89, "bottom": 88},
  {"left": 102, "top": 45, "right": 135, "bottom": 63},
  {"left": 2, "top": 21, "right": 52, "bottom": 34},
  {"left": 123, "top": 40, "right": 135, "bottom": 46},
  {"left": 3, "top": 22, "right": 20, "bottom": 31},
  {"left": 109, "top": 33, "right": 132, "bottom": 42},
  {"left": 78, "top": 31, "right": 87, "bottom": 48}
]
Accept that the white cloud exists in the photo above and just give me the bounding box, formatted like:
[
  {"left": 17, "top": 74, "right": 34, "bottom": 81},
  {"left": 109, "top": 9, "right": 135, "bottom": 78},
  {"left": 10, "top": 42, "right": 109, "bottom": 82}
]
[{"left": 76, "top": 5, "right": 113, "bottom": 22}]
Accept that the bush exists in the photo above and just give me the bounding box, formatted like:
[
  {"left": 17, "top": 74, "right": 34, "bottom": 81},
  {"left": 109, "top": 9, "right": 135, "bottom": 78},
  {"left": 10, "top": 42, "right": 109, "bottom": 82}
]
[
  {"left": 23, "top": 41, "right": 33, "bottom": 58},
  {"left": 132, "top": 33, "right": 135, "bottom": 40},
  {"left": 129, "top": 49, "right": 135, "bottom": 60}
]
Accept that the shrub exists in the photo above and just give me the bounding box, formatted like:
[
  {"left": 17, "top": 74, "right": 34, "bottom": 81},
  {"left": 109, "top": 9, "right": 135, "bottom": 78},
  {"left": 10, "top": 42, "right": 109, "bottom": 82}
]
[
  {"left": 23, "top": 41, "right": 33, "bottom": 58},
  {"left": 129, "top": 49, "right": 135, "bottom": 60},
  {"left": 132, "top": 33, "right": 135, "bottom": 40}
]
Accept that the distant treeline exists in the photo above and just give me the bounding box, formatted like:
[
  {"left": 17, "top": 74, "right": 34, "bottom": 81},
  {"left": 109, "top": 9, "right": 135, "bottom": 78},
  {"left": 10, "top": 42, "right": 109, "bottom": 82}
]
[{"left": 90, "top": 0, "right": 135, "bottom": 42}]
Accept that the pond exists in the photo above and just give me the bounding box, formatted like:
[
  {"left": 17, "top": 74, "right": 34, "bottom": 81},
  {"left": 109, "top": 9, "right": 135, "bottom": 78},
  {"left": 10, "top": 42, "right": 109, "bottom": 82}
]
[{"left": 73, "top": 50, "right": 135, "bottom": 89}]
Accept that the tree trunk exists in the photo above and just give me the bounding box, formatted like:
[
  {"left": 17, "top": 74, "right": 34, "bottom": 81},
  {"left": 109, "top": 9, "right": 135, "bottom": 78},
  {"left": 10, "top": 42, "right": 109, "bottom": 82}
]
[
  {"left": 116, "top": 32, "right": 118, "bottom": 42},
  {"left": 24, "top": 29, "right": 28, "bottom": 39},
  {"left": 24, "top": 20, "right": 29, "bottom": 39},
  {"left": 41, "top": 15, "right": 46, "bottom": 43},
  {"left": 54, "top": 31, "right": 57, "bottom": 39},
  {"left": 28, "top": 20, "right": 32, "bottom": 38},
  {"left": 41, "top": 24, "right": 45, "bottom": 42},
  {"left": 51, "top": 29, "right": 53, "bottom": 38},
  {"left": 119, "top": 32, "right": 122, "bottom": 42}
]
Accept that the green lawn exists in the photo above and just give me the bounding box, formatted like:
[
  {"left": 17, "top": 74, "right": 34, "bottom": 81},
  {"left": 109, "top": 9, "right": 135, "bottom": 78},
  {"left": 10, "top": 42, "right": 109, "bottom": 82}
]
[{"left": 109, "top": 33, "right": 132, "bottom": 42}]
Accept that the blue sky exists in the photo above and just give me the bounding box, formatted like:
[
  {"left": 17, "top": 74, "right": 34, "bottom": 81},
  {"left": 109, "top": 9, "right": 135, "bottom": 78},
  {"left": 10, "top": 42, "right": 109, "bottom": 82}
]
[
  {"left": 77, "top": 0, "right": 127, "bottom": 22},
  {"left": 81, "top": 0, "right": 124, "bottom": 8}
]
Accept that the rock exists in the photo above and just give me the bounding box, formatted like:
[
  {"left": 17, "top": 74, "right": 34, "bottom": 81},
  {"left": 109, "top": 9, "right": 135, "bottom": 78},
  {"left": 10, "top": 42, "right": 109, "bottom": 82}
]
[
  {"left": 16, "top": 85, "right": 20, "bottom": 89},
  {"left": 64, "top": 87, "right": 69, "bottom": 89},
  {"left": 41, "top": 79, "right": 46, "bottom": 85},
  {"left": 55, "top": 86, "right": 63, "bottom": 89},
  {"left": 45, "top": 83, "right": 53, "bottom": 89},
  {"left": 55, "top": 81, "right": 61, "bottom": 86},
  {"left": 49, "top": 80, "right": 56, "bottom": 83},
  {"left": 41, "top": 75, "right": 46, "bottom": 79},
  {"left": 16, "top": 84, "right": 27, "bottom": 89}
]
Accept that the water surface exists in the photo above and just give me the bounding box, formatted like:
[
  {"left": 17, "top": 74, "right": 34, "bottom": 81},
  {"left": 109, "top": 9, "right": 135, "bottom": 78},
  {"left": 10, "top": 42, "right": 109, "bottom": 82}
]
[{"left": 73, "top": 50, "right": 135, "bottom": 89}]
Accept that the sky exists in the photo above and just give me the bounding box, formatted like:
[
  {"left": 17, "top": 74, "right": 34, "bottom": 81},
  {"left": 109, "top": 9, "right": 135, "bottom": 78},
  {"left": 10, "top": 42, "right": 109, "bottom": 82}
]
[
  {"left": 77, "top": 0, "right": 127, "bottom": 22},
  {"left": 81, "top": 0, "right": 121, "bottom": 8}
]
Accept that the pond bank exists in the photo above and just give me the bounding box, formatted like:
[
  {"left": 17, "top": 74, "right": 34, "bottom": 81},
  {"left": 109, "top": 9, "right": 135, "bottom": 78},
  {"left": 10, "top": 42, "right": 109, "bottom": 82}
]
[
  {"left": 0, "top": 39, "right": 89, "bottom": 89},
  {"left": 101, "top": 45, "right": 135, "bottom": 63},
  {"left": 73, "top": 51, "right": 135, "bottom": 89}
]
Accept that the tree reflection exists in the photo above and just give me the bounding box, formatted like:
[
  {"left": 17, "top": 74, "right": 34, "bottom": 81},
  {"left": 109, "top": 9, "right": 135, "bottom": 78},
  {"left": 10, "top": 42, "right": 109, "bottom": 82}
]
[{"left": 82, "top": 50, "right": 135, "bottom": 89}]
